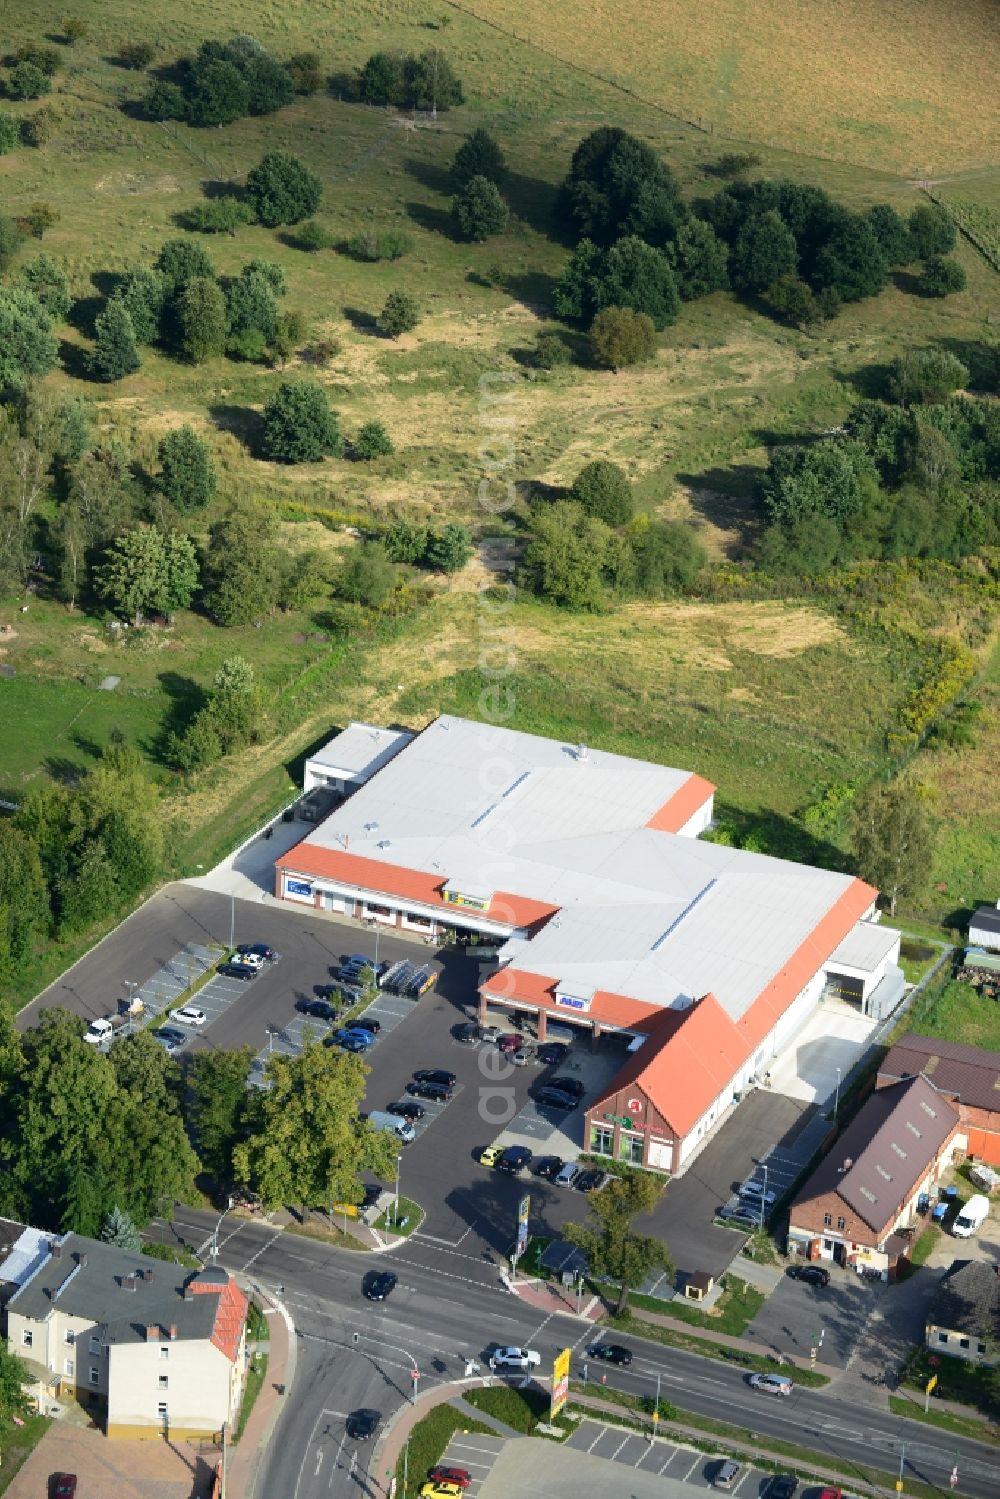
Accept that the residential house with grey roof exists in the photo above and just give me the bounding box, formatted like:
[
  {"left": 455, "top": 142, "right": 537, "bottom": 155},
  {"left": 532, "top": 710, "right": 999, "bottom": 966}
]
[
  {"left": 787, "top": 1075, "right": 961, "bottom": 1278},
  {"left": 1, "top": 1222, "right": 248, "bottom": 1439},
  {"left": 926, "top": 1260, "right": 1000, "bottom": 1365}
]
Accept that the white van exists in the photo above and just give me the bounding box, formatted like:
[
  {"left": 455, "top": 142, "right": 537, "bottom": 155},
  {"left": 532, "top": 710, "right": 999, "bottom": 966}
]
[
  {"left": 953, "top": 1193, "right": 990, "bottom": 1238},
  {"left": 367, "top": 1111, "right": 415, "bottom": 1144}
]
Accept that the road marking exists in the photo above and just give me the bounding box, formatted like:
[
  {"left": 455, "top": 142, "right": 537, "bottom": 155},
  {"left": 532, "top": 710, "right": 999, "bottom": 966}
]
[
  {"left": 587, "top": 1427, "right": 604, "bottom": 1453},
  {"left": 732, "top": 1469, "right": 753, "bottom": 1493},
  {"left": 527, "top": 1311, "right": 554, "bottom": 1343},
  {"left": 241, "top": 1228, "right": 285, "bottom": 1271},
  {"left": 610, "top": 1436, "right": 629, "bottom": 1460},
  {"left": 683, "top": 1456, "right": 701, "bottom": 1480},
  {"left": 314, "top": 1448, "right": 323, "bottom": 1477}
]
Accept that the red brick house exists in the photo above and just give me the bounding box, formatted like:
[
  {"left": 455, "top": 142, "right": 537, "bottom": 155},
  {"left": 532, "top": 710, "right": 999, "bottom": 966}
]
[
  {"left": 878, "top": 1034, "right": 1000, "bottom": 1167},
  {"left": 788, "top": 1074, "right": 960, "bottom": 1278}
]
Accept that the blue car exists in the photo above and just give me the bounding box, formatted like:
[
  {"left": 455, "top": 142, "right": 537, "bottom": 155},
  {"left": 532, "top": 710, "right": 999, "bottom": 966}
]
[{"left": 327, "top": 1027, "right": 374, "bottom": 1052}]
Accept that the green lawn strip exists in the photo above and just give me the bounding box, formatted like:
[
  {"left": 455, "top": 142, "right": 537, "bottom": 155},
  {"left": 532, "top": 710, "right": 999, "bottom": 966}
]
[
  {"left": 0, "top": 1414, "right": 51, "bottom": 1498},
  {"left": 628, "top": 1276, "right": 764, "bottom": 1335},
  {"left": 566, "top": 1385, "right": 946, "bottom": 1499},
  {"left": 283, "top": 1218, "right": 369, "bottom": 1250},
  {"left": 142, "top": 1240, "right": 202, "bottom": 1270},
  {"left": 233, "top": 1349, "right": 268, "bottom": 1443},
  {"left": 900, "top": 1345, "right": 1000, "bottom": 1421},
  {"left": 463, "top": 1384, "right": 571, "bottom": 1437},
  {"left": 394, "top": 1404, "right": 496, "bottom": 1499},
  {"left": 246, "top": 1300, "right": 269, "bottom": 1342},
  {"left": 908, "top": 1227, "right": 939, "bottom": 1267},
  {"left": 376, "top": 1196, "right": 423, "bottom": 1238},
  {"left": 607, "top": 1311, "right": 829, "bottom": 1387},
  {"left": 888, "top": 1393, "right": 998, "bottom": 1443}
]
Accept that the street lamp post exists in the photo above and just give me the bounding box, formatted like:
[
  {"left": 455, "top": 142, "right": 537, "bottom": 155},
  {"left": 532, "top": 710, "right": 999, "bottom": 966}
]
[
  {"left": 759, "top": 1162, "right": 768, "bottom": 1233},
  {"left": 393, "top": 1152, "right": 401, "bottom": 1227},
  {"left": 230, "top": 892, "right": 235, "bottom": 951},
  {"left": 834, "top": 1067, "right": 842, "bottom": 1119},
  {"left": 210, "top": 1196, "right": 234, "bottom": 1261}
]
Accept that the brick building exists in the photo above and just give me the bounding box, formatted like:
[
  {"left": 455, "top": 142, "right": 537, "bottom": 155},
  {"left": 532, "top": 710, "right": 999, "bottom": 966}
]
[{"left": 878, "top": 1034, "right": 1000, "bottom": 1166}]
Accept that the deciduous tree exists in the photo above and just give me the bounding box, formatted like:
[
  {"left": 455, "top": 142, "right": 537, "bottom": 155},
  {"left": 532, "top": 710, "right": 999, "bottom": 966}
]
[
  {"left": 186, "top": 1047, "right": 255, "bottom": 1182},
  {"left": 451, "top": 175, "right": 509, "bottom": 241},
  {"left": 262, "top": 380, "right": 342, "bottom": 463},
  {"left": 0, "top": 286, "right": 58, "bottom": 390},
  {"left": 176, "top": 275, "right": 227, "bottom": 363},
  {"left": 201, "top": 501, "right": 282, "bottom": 626},
  {"left": 158, "top": 424, "right": 217, "bottom": 511},
  {"left": 564, "top": 1171, "right": 672, "bottom": 1314},
  {"left": 17, "top": 251, "right": 71, "bottom": 319},
  {"left": 245, "top": 151, "right": 321, "bottom": 227},
  {"left": 451, "top": 127, "right": 507, "bottom": 190},
  {"left": 589, "top": 305, "right": 656, "bottom": 371},
  {"left": 89, "top": 297, "right": 140, "bottom": 381},
  {"left": 377, "top": 289, "right": 420, "bottom": 339},
  {"left": 571, "top": 459, "right": 633, "bottom": 526},
  {"left": 851, "top": 781, "right": 934, "bottom": 917}
]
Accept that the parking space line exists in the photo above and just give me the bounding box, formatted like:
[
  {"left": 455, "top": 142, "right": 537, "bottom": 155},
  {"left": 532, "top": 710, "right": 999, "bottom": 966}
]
[
  {"left": 586, "top": 1427, "right": 604, "bottom": 1453},
  {"left": 683, "top": 1456, "right": 701, "bottom": 1480},
  {"left": 732, "top": 1468, "right": 754, "bottom": 1493},
  {"left": 610, "top": 1436, "right": 630, "bottom": 1460}
]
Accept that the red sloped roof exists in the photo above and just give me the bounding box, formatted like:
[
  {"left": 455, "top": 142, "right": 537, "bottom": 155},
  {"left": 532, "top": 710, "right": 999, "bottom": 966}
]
[
  {"left": 209, "top": 1279, "right": 249, "bottom": 1365},
  {"left": 645, "top": 773, "right": 716, "bottom": 833},
  {"left": 481, "top": 966, "right": 663, "bottom": 1032},
  {"left": 738, "top": 877, "right": 877, "bottom": 1048},
  {"left": 589, "top": 992, "right": 751, "bottom": 1138},
  {"left": 275, "top": 845, "right": 558, "bottom": 930}
]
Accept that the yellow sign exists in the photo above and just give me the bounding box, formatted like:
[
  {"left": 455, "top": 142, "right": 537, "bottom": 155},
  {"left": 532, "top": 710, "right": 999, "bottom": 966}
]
[
  {"left": 332, "top": 1203, "right": 359, "bottom": 1218},
  {"left": 926, "top": 1374, "right": 938, "bottom": 1395},
  {"left": 896, "top": 1483, "right": 903, "bottom": 1494},
  {"left": 550, "top": 1347, "right": 572, "bottom": 1420},
  {"left": 442, "top": 889, "right": 492, "bottom": 912}
]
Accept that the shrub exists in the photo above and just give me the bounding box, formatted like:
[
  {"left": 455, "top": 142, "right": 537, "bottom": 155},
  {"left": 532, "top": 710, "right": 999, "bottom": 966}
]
[
  {"left": 117, "top": 266, "right": 166, "bottom": 344},
  {"left": 184, "top": 198, "right": 254, "bottom": 234},
  {"left": 155, "top": 238, "right": 216, "bottom": 289},
  {"left": 765, "top": 273, "right": 824, "bottom": 329},
  {"left": 186, "top": 60, "right": 249, "bottom": 127},
  {"left": 284, "top": 51, "right": 323, "bottom": 95},
  {"left": 451, "top": 127, "right": 507, "bottom": 190},
  {"left": 918, "top": 256, "right": 967, "bottom": 297},
  {"left": 309, "top": 336, "right": 341, "bottom": 362},
  {"left": 377, "top": 289, "right": 420, "bottom": 339},
  {"left": 13, "top": 45, "right": 61, "bottom": 76},
  {"left": 0, "top": 113, "right": 19, "bottom": 152},
  {"left": 384, "top": 519, "right": 428, "bottom": 563},
  {"left": 89, "top": 298, "right": 141, "bottom": 382},
  {"left": 344, "top": 229, "right": 414, "bottom": 261},
  {"left": 887, "top": 349, "right": 969, "bottom": 405},
  {"left": 533, "top": 332, "right": 572, "bottom": 370},
  {"left": 176, "top": 276, "right": 227, "bottom": 363},
  {"left": 22, "top": 105, "right": 61, "bottom": 147},
  {"left": 354, "top": 420, "right": 394, "bottom": 459},
  {"left": 119, "top": 42, "right": 155, "bottom": 70},
  {"left": 63, "top": 16, "right": 88, "bottom": 42},
  {"left": 261, "top": 380, "right": 343, "bottom": 463},
  {"left": 245, "top": 151, "right": 322, "bottom": 227},
  {"left": 144, "top": 81, "right": 187, "bottom": 121},
  {"left": 337, "top": 541, "right": 397, "bottom": 606},
  {"left": 589, "top": 305, "right": 656, "bottom": 370},
  {"left": 357, "top": 48, "right": 463, "bottom": 110},
  {"left": 451, "top": 176, "right": 509, "bottom": 241},
  {"left": 711, "top": 151, "right": 762, "bottom": 177},
  {"left": 7, "top": 62, "right": 50, "bottom": 101},
  {"left": 0, "top": 213, "right": 26, "bottom": 268},
  {"left": 158, "top": 425, "right": 217, "bottom": 511},
  {"left": 20, "top": 201, "right": 59, "bottom": 238},
  {"left": 18, "top": 252, "right": 71, "bottom": 319},
  {"left": 296, "top": 219, "right": 332, "bottom": 252},
  {"left": 571, "top": 459, "right": 633, "bottom": 525},
  {"left": 909, "top": 203, "right": 956, "bottom": 259},
  {"left": 425, "top": 523, "right": 473, "bottom": 572}
]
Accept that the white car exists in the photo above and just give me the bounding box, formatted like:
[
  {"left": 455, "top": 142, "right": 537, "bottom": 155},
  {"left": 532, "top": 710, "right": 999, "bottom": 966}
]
[
  {"left": 233, "top": 951, "right": 265, "bottom": 970},
  {"left": 173, "top": 1005, "right": 207, "bottom": 1027},
  {"left": 83, "top": 1018, "right": 114, "bottom": 1045},
  {"left": 749, "top": 1373, "right": 792, "bottom": 1396},
  {"left": 491, "top": 1346, "right": 541, "bottom": 1371}
]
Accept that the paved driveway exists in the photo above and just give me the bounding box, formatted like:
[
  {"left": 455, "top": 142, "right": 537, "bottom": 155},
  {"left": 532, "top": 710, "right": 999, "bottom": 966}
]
[
  {"left": 768, "top": 997, "right": 878, "bottom": 1106},
  {"left": 4, "top": 1420, "right": 217, "bottom": 1499}
]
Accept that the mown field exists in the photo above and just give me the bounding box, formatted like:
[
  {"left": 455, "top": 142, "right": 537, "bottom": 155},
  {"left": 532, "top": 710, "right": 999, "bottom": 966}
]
[{"left": 0, "top": 0, "right": 997, "bottom": 936}]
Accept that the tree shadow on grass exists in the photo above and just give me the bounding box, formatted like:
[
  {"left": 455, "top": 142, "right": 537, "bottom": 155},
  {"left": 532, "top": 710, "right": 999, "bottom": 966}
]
[
  {"left": 833, "top": 359, "right": 894, "bottom": 401},
  {"left": 66, "top": 294, "right": 104, "bottom": 339},
  {"left": 934, "top": 337, "right": 1000, "bottom": 392},
  {"left": 208, "top": 403, "right": 265, "bottom": 457},
  {"left": 342, "top": 305, "right": 379, "bottom": 336},
  {"left": 503, "top": 267, "right": 560, "bottom": 316},
  {"left": 891, "top": 268, "right": 925, "bottom": 298},
  {"left": 675, "top": 465, "right": 762, "bottom": 557},
  {"left": 151, "top": 670, "right": 209, "bottom": 764},
  {"left": 714, "top": 802, "right": 850, "bottom": 872},
  {"left": 403, "top": 199, "right": 453, "bottom": 237},
  {"left": 43, "top": 754, "right": 86, "bottom": 786},
  {"left": 57, "top": 338, "right": 94, "bottom": 381}
]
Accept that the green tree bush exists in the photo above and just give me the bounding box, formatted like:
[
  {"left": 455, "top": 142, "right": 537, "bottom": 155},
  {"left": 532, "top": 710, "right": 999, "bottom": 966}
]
[
  {"left": 261, "top": 380, "right": 342, "bottom": 462},
  {"left": 284, "top": 51, "right": 324, "bottom": 95},
  {"left": 96, "top": 524, "right": 198, "bottom": 622},
  {"left": 571, "top": 459, "right": 634, "bottom": 525},
  {"left": 118, "top": 42, "right": 156, "bottom": 69},
  {"left": 89, "top": 298, "right": 141, "bottom": 381},
  {"left": 887, "top": 349, "right": 969, "bottom": 406},
  {"left": 186, "top": 60, "right": 249, "bottom": 127},
  {"left": 117, "top": 267, "right": 165, "bottom": 344},
  {"left": 425, "top": 523, "right": 472, "bottom": 572},
  {"left": 177, "top": 276, "right": 227, "bottom": 363},
  {"left": 0, "top": 113, "right": 19, "bottom": 152},
  {"left": 520, "top": 500, "right": 612, "bottom": 610},
  {"left": 589, "top": 305, "right": 656, "bottom": 370},
  {"left": 565, "top": 1171, "right": 672, "bottom": 1314},
  {"left": 0, "top": 213, "right": 25, "bottom": 268},
  {"left": 908, "top": 203, "right": 956, "bottom": 259},
  {"left": 158, "top": 425, "right": 217, "bottom": 511},
  {"left": 354, "top": 419, "right": 394, "bottom": 459},
  {"left": 730, "top": 209, "right": 798, "bottom": 292},
  {"left": 17, "top": 253, "right": 71, "bottom": 319},
  {"left": 377, "top": 289, "right": 420, "bottom": 339},
  {"left": 558, "top": 126, "right": 684, "bottom": 247},
  {"left": 143, "top": 80, "right": 187, "bottom": 120},
  {"left": 245, "top": 151, "right": 322, "bottom": 227},
  {"left": 7, "top": 63, "right": 51, "bottom": 100},
  {"left": 201, "top": 501, "right": 282, "bottom": 626},
  {"left": 666, "top": 218, "right": 730, "bottom": 299},
  {"left": 919, "top": 256, "right": 967, "bottom": 297},
  {"left": 451, "top": 175, "right": 509, "bottom": 241},
  {"left": 184, "top": 198, "right": 254, "bottom": 234},
  {"left": 851, "top": 782, "right": 934, "bottom": 917},
  {"left": 451, "top": 127, "right": 507, "bottom": 190},
  {"left": 336, "top": 541, "right": 397, "bottom": 606},
  {"left": 156, "top": 238, "right": 216, "bottom": 290},
  {"left": 384, "top": 519, "right": 428, "bottom": 563},
  {"left": 296, "top": 218, "right": 332, "bottom": 252}
]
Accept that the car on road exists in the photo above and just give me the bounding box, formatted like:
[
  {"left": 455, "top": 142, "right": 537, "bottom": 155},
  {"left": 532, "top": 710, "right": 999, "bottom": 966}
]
[
  {"left": 479, "top": 1024, "right": 502, "bottom": 1042},
  {"left": 455, "top": 1022, "right": 483, "bottom": 1044},
  {"left": 479, "top": 1145, "right": 503, "bottom": 1167},
  {"left": 420, "top": 1485, "right": 463, "bottom": 1499},
  {"left": 388, "top": 1100, "right": 426, "bottom": 1121},
  {"left": 173, "top": 1004, "right": 206, "bottom": 1027},
  {"left": 555, "top": 1161, "right": 582, "bottom": 1188},
  {"left": 231, "top": 950, "right": 266, "bottom": 971},
  {"left": 767, "top": 1477, "right": 798, "bottom": 1499},
  {"left": 497, "top": 1145, "right": 533, "bottom": 1175},
  {"left": 548, "top": 1076, "right": 585, "bottom": 1098},
  {"left": 237, "top": 943, "right": 278, "bottom": 963},
  {"left": 354, "top": 1018, "right": 381, "bottom": 1036},
  {"left": 490, "top": 1346, "right": 541, "bottom": 1370},
  {"left": 346, "top": 1408, "right": 380, "bottom": 1441},
  {"left": 717, "top": 1205, "right": 759, "bottom": 1227},
  {"left": 537, "top": 1042, "right": 569, "bottom": 1065},
  {"left": 496, "top": 1032, "right": 525, "bottom": 1054},
  {"left": 413, "top": 1069, "right": 456, "bottom": 1088},
  {"left": 585, "top": 1342, "right": 632, "bottom": 1366},
  {"left": 427, "top": 1466, "right": 471, "bottom": 1490},
  {"left": 787, "top": 1264, "right": 830, "bottom": 1287},
  {"left": 536, "top": 1086, "right": 578, "bottom": 1110},
  {"left": 217, "top": 962, "right": 257, "bottom": 981},
  {"left": 533, "top": 1155, "right": 564, "bottom": 1180},
  {"left": 53, "top": 1477, "right": 77, "bottom": 1499},
  {"left": 407, "top": 1080, "right": 452, "bottom": 1102},
  {"left": 153, "top": 1025, "right": 188, "bottom": 1055},
  {"left": 338, "top": 954, "right": 378, "bottom": 981},
  {"left": 362, "top": 1271, "right": 397, "bottom": 1301},
  {"left": 576, "top": 1169, "right": 609, "bottom": 1192},
  {"left": 749, "top": 1372, "right": 793, "bottom": 1396},
  {"left": 298, "top": 997, "right": 339, "bottom": 1021},
  {"left": 713, "top": 1459, "right": 743, "bottom": 1490}
]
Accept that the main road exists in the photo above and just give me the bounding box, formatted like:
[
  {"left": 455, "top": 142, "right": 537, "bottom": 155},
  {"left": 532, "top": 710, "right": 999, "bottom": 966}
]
[{"left": 148, "top": 1206, "right": 1000, "bottom": 1499}]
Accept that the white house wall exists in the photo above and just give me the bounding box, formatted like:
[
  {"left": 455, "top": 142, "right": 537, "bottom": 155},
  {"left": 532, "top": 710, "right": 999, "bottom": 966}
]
[{"left": 679, "top": 795, "right": 715, "bottom": 837}]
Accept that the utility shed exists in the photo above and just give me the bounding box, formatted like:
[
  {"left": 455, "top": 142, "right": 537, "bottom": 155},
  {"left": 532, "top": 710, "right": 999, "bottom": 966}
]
[
  {"left": 969, "top": 902, "right": 1000, "bottom": 952},
  {"left": 824, "top": 921, "right": 901, "bottom": 1013},
  {"left": 303, "top": 723, "right": 414, "bottom": 795}
]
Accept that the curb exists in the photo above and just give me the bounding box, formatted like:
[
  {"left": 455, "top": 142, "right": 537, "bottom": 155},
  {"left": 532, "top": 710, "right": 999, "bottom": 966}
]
[
  {"left": 241, "top": 1287, "right": 297, "bottom": 1499},
  {"left": 374, "top": 1376, "right": 501, "bottom": 1478}
]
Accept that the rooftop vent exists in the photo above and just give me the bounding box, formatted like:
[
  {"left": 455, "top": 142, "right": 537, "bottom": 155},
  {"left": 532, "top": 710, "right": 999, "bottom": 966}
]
[
  {"left": 575, "top": 744, "right": 589, "bottom": 761},
  {"left": 376, "top": 839, "right": 391, "bottom": 850},
  {"left": 142, "top": 1267, "right": 154, "bottom": 1282},
  {"left": 76, "top": 1252, "right": 88, "bottom": 1268},
  {"left": 838, "top": 1157, "right": 853, "bottom": 1173},
  {"left": 50, "top": 1241, "right": 62, "bottom": 1259},
  {"left": 123, "top": 1274, "right": 137, "bottom": 1293},
  {"left": 859, "top": 1186, "right": 877, "bottom": 1203}
]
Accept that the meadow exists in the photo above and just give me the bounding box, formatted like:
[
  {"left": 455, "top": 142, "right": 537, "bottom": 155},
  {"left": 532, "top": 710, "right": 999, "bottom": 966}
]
[{"left": 0, "top": 0, "right": 997, "bottom": 935}]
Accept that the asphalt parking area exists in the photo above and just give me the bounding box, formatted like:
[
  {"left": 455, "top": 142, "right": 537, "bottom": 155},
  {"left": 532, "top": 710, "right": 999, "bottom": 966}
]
[
  {"left": 746, "top": 1268, "right": 880, "bottom": 1368},
  {"left": 436, "top": 1428, "right": 505, "bottom": 1495}
]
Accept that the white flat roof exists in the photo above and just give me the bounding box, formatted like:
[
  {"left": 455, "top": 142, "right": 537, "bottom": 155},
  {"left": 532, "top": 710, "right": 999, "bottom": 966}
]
[
  {"left": 306, "top": 722, "right": 413, "bottom": 779},
  {"left": 828, "top": 921, "right": 900, "bottom": 973},
  {"left": 0, "top": 1226, "right": 52, "bottom": 1288},
  {"left": 294, "top": 716, "right": 865, "bottom": 1022}
]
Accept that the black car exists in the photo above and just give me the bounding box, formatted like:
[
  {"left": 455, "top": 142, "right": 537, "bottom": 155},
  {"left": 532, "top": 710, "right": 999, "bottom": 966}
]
[
  {"left": 768, "top": 1477, "right": 798, "bottom": 1499},
  {"left": 354, "top": 1018, "right": 381, "bottom": 1035},
  {"left": 497, "top": 1145, "right": 533, "bottom": 1175},
  {"left": 297, "top": 997, "right": 338, "bottom": 1021},
  {"left": 317, "top": 981, "right": 362, "bottom": 1006},
  {"left": 388, "top": 1100, "right": 425, "bottom": 1121},
  {"left": 218, "top": 962, "right": 257, "bottom": 981},
  {"left": 577, "top": 1169, "right": 608, "bottom": 1192},
  {"left": 362, "top": 1270, "right": 397, "bottom": 1301},
  {"left": 407, "top": 1080, "right": 452, "bottom": 1103},
  {"left": 237, "top": 942, "right": 278, "bottom": 962},
  {"left": 536, "top": 1087, "right": 577, "bottom": 1110},
  {"left": 455, "top": 1022, "right": 482, "bottom": 1044},
  {"left": 548, "top": 1076, "right": 585, "bottom": 1099},
  {"left": 533, "top": 1155, "right": 564, "bottom": 1180},
  {"left": 413, "top": 1068, "right": 456, "bottom": 1088},
  {"left": 537, "top": 1042, "right": 569, "bottom": 1065},
  {"left": 586, "top": 1342, "right": 632, "bottom": 1367},
  {"left": 346, "top": 1408, "right": 380, "bottom": 1441},
  {"left": 787, "top": 1264, "right": 830, "bottom": 1288}
]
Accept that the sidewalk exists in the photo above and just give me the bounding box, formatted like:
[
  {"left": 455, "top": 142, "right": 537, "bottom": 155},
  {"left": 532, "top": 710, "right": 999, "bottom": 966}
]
[
  {"left": 227, "top": 1285, "right": 294, "bottom": 1499},
  {"left": 377, "top": 1384, "right": 507, "bottom": 1488}
]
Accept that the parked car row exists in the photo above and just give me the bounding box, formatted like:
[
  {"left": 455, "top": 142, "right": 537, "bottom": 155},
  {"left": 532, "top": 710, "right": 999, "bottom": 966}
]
[{"left": 479, "top": 1144, "right": 608, "bottom": 1191}]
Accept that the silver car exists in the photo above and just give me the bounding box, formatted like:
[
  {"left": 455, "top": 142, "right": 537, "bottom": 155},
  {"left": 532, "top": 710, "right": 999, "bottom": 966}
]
[{"left": 555, "top": 1161, "right": 581, "bottom": 1188}]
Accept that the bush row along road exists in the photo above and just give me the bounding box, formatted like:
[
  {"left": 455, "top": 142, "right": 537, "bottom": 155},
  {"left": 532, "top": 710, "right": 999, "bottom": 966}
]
[{"left": 148, "top": 1206, "right": 1000, "bottom": 1499}]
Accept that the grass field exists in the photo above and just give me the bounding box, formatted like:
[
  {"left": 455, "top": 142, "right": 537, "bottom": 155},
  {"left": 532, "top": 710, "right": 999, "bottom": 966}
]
[{"left": 906, "top": 979, "right": 1000, "bottom": 1051}]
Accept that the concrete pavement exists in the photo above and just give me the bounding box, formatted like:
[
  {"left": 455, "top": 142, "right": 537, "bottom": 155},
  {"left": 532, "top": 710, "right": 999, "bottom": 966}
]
[{"left": 228, "top": 1286, "right": 294, "bottom": 1499}]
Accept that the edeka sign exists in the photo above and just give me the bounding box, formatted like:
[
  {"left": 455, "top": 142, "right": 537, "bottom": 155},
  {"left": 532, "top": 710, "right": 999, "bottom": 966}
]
[
  {"left": 550, "top": 1347, "right": 571, "bottom": 1421},
  {"left": 442, "top": 888, "right": 492, "bottom": 912}
]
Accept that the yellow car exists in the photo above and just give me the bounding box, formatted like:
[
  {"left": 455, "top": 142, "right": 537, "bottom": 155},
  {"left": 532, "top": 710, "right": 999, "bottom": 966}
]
[
  {"left": 479, "top": 1145, "right": 502, "bottom": 1168},
  {"left": 420, "top": 1485, "right": 464, "bottom": 1499}
]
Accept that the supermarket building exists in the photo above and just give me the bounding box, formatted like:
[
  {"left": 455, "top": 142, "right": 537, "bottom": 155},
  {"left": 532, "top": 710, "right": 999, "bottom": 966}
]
[{"left": 276, "top": 716, "right": 900, "bottom": 1175}]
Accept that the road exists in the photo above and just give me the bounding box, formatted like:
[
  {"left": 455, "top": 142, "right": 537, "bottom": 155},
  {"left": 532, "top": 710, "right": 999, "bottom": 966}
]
[{"left": 149, "top": 1206, "right": 1000, "bottom": 1499}]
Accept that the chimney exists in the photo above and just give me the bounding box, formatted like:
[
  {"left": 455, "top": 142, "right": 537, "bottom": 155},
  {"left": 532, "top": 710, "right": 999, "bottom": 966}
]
[
  {"left": 51, "top": 1242, "right": 62, "bottom": 1259},
  {"left": 145, "top": 1324, "right": 159, "bottom": 1341},
  {"left": 77, "top": 1252, "right": 88, "bottom": 1268},
  {"left": 575, "top": 743, "right": 589, "bottom": 761},
  {"left": 123, "top": 1274, "right": 136, "bottom": 1292},
  {"left": 838, "top": 1157, "right": 853, "bottom": 1172},
  {"left": 143, "top": 1268, "right": 154, "bottom": 1282},
  {"left": 169, "top": 1324, "right": 178, "bottom": 1340}
]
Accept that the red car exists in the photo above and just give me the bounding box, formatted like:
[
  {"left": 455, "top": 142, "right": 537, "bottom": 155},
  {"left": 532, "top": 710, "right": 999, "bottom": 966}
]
[
  {"left": 497, "top": 1032, "right": 525, "bottom": 1054},
  {"left": 428, "top": 1468, "right": 471, "bottom": 1490},
  {"left": 54, "top": 1479, "right": 78, "bottom": 1499},
  {"left": 816, "top": 1490, "right": 842, "bottom": 1499}
]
